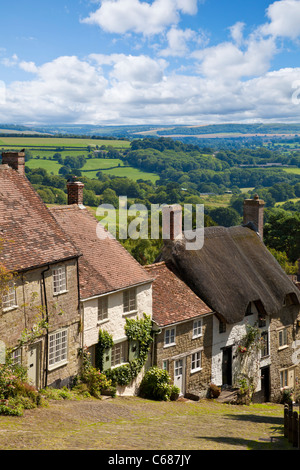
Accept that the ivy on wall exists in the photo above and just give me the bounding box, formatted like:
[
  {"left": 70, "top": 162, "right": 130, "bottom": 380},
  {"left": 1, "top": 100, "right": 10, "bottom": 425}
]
[{"left": 96, "top": 314, "right": 153, "bottom": 387}]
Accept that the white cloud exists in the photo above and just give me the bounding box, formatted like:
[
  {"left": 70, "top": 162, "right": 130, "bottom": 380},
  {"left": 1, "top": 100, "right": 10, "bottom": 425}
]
[
  {"left": 192, "top": 35, "right": 277, "bottom": 80},
  {"left": 159, "top": 27, "right": 208, "bottom": 57},
  {"left": 261, "top": 0, "right": 300, "bottom": 39},
  {"left": 81, "top": 0, "right": 199, "bottom": 35}
]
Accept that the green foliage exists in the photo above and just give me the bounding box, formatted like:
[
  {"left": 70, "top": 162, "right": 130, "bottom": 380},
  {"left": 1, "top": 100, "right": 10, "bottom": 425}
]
[
  {"left": 77, "top": 348, "right": 115, "bottom": 398},
  {"left": 98, "top": 315, "right": 153, "bottom": 388},
  {"left": 264, "top": 209, "right": 300, "bottom": 262},
  {"left": 139, "top": 366, "right": 180, "bottom": 401}
]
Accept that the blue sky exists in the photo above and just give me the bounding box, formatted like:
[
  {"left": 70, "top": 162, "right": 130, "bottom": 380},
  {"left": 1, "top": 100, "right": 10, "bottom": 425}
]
[{"left": 1, "top": 0, "right": 300, "bottom": 125}]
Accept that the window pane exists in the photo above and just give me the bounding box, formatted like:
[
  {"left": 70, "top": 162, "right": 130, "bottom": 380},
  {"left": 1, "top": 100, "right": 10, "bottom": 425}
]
[
  {"left": 123, "top": 289, "right": 136, "bottom": 313},
  {"left": 49, "top": 329, "right": 68, "bottom": 367},
  {"left": 3, "top": 281, "right": 16, "bottom": 309}
]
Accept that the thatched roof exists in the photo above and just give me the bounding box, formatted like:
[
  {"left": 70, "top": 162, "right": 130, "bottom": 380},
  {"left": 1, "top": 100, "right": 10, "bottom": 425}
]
[{"left": 158, "top": 225, "right": 300, "bottom": 324}]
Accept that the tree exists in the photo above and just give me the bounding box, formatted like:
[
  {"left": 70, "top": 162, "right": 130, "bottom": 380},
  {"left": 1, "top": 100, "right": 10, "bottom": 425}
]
[{"left": 264, "top": 210, "right": 300, "bottom": 262}]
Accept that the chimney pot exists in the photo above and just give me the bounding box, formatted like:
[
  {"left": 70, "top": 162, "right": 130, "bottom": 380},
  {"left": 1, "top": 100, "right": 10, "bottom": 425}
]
[{"left": 1, "top": 151, "right": 25, "bottom": 176}]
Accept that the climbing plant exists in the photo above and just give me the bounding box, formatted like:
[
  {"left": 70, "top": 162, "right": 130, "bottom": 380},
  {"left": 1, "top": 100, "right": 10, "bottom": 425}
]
[
  {"left": 234, "top": 323, "right": 264, "bottom": 404},
  {"left": 96, "top": 314, "right": 153, "bottom": 387}
]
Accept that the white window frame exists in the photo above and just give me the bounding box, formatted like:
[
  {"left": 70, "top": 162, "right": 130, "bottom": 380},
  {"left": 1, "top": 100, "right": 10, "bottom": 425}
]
[
  {"left": 98, "top": 296, "right": 108, "bottom": 322},
  {"left": 192, "top": 319, "right": 202, "bottom": 339},
  {"left": 123, "top": 288, "right": 137, "bottom": 314},
  {"left": 164, "top": 327, "right": 176, "bottom": 347},
  {"left": 2, "top": 280, "right": 17, "bottom": 311},
  {"left": 52, "top": 266, "right": 67, "bottom": 295},
  {"left": 191, "top": 350, "right": 202, "bottom": 372},
  {"left": 280, "top": 367, "right": 295, "bottom": 389},
  {"left": 278, "top": 327, "right": 288, "bottom": 350},
  {"left": 48, "top": 328, "right": 68, "bottom": 370}
]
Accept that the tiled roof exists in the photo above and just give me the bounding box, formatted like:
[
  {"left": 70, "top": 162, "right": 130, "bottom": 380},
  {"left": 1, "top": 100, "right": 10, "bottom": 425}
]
[
  {"left": 50, "top": 204, "right": 152, "bottom": 299},
  {"left": 145, "top": 261, "right": 212, "bottom": 327},
  {"left": 0, "top": 166, "right": 80, "bottom": 272}
]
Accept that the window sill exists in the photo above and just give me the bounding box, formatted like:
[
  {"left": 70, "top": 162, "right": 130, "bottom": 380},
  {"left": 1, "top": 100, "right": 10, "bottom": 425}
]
[
  {"left": 278, "top": 345, "right": 288, "bottom": 351},
  {"left": 97, "top": 318, "right": 109, "bottom": 326},
  {"left": 192, "top": 334, "right": 202, "bottom": 340},
  {"left": 122, "top": 310, "right": 138, "bottom": 317},
  {"left": 190, "top": 367, "right": 202, "bottom": 375},
  {"left": 163, "top": 343, "right": 176, "bottom": 349},
  {"left": 2, "top": 305, "right": 18, "bottom": 313},
  {"left": 48, "top": 360, "right": 68, "bottom": 371},
  {"left": 53, "top": 290, "right": 68, "bottom": 297}
]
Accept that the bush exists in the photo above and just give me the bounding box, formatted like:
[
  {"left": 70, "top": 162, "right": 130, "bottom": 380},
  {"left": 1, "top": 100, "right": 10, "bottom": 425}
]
[{"left": 139, "top": 367, "right": 180, "bottom": 401}]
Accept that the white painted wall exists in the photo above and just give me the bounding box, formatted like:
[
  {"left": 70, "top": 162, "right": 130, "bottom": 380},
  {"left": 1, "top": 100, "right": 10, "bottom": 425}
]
[
  {"left": 211, "top": 303, "right": 270, "bottom": 393},
  {"left": 82, "top": 282, "right": 152, "bottom": 396}
]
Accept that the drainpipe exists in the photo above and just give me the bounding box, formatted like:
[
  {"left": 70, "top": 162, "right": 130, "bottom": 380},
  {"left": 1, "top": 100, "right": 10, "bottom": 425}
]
[{"left": 41, "top": 265, "right": 50, "bottom": 388}]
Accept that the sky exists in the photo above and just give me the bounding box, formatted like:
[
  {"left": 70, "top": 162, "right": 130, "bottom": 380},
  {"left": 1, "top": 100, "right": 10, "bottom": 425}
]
[{"left": 1, "top": 0, "right": 300, "bottom": 126}]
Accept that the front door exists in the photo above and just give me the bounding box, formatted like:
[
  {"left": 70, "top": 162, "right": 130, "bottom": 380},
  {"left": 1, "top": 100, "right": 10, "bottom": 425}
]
[
  {"left": 261, "top": 366, "right": 270, "bottom": 402},
  {"left": 27, "top": 343, "right": 40, "bottom": 389},
  {"left": 174, "top": 359, "right": 185, "bottom": 395},
  {"left": 222, "top": 346, "right": 232, "bottom": 386}
]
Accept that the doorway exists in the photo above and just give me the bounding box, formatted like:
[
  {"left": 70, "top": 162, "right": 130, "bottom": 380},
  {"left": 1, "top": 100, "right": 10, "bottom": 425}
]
[
  {"left": 222, "top": 346, "right": 232, "bottom": 386},
  {"left": 174, "top": 359, "right": 185, "bottom": 395},
  {"left": 27, "top": 343, "right": 40, "bottom": 389},
  {"left": 261, "top": 366, "right": 270, "bottom": 402}
]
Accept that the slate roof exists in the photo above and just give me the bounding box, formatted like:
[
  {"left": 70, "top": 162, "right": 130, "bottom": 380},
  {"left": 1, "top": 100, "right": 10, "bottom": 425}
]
[
  {"left": 157, "top": 225, "right": 300, "bottom": 324},
  {"left": 50, "top": 204, "right": 152, "bottom": 299},
  {"left": 0, "top": 165, "right": 80, "bottom": 272},
  {"left": 145, "top": 261, "right": 212, "bottom": 327}
]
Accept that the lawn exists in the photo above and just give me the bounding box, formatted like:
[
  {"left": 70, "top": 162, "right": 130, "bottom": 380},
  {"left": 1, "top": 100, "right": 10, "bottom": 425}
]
[{"left": 0, "top": 397, "right": 291, "bottom": 451}]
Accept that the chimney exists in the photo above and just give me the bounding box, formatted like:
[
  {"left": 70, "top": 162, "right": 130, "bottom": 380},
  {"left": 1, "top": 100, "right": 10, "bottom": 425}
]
[
  {"left": 243, "top": 194, "right": 265, "bottom": 239},
  {"left": 1, "top": 151, "right": 25, "bottom": 176},
  {"left": 162, "top": 204, "right": 182, "bottom": 241},
  {"left": 67, "top": 178, "right": 85, "bottom": 206}
]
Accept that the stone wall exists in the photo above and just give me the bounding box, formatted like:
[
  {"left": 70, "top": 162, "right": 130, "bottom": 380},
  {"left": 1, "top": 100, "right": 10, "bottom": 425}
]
[
  {"left": 0, "top": 258, "right": 81, "bottom": 389},
  {"left": 154, "top": 314, "right": 213, "bottom": 398}
]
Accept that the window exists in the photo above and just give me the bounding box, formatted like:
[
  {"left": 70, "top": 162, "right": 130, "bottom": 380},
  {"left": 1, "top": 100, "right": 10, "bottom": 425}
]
[
  {"left": 245, "top": 303, "right": 253, "bottom": 316},
  {"left": 164, "top": 327, "right": 176, "bottom": 346},
  {"left": 53, "top": 266, "right": 67, "bottom": 295},
  {"left": 162, "top": 360, "right": 169, "bottom": 371},
  {"left": 261, "top": 331, "right": 269, "bottom": 357},
  {"left": 48, "top": 329, "right": 68, "bottom": 369},
  {"left": 11, "top": 348, "right": 22, "bottom": 366},
  {"left": 98, "top": 296, "right": 108, "bottom": 322},
  {"left": 191, "top": 351, "right": 202, "bottom": 372},
  {"left": 111, "top": 341, "right": 128, "bottom": 367},
  {"left": 193, "top": 319, "right": 202, "bottom": 338},
  {"left": 123, "top": 288, "right": 136, "bottom": 313},
  {"left": 219, "top": 320, "right": 226, "bottom": 334},
  {"left": 258, "top": 315, "right": 266, "bottom": 328},
  {"left": 278, "top": 328, "right": 288, "bottom": 349},
  {"left": 280, "top": 367, "right": 295, "bottom": 389},
  {"left": 2, "top": 281, "right": 17, "bottom": 310}
]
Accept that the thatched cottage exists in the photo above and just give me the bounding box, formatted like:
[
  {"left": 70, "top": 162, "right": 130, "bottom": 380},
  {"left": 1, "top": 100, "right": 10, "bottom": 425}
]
[{"left": 157, "top": 198, "right": 300, "bottom": 402}]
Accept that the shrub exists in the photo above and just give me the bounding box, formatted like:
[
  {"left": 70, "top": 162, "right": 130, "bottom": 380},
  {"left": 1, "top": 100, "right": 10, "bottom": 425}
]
[{"left": 139, "top": 366, "right": 180, "bottom": 401}]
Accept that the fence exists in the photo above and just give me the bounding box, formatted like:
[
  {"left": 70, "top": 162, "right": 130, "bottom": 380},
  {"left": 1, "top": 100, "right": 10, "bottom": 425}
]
[{"left": 284, "top": 403, "right": 300, "bottom": 448}]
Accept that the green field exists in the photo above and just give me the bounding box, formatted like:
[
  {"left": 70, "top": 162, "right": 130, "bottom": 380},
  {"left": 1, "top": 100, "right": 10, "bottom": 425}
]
[
  {"left": 1, "top": 136, "right": 159, "bottom": 182},
  {"left": 282, "top": 167, "right": 300, "bottom": 175},
  {"left": 0, "top": 136, "right": 130, "bottom": 149}
]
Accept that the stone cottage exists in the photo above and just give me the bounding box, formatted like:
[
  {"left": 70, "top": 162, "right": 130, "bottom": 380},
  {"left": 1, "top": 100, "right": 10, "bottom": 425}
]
[
  {"left": 0, "top": 152, "right": 82, "bottom": 389},
  {"left": 50, "top": 179, "right": 153, "bottom": 396},
  {"left": 145, "top": 261, "right": 213, "bottom": 399}
]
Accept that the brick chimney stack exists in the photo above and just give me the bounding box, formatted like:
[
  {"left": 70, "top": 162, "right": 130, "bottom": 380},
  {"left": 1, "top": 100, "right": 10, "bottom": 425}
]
[
  {"left": 1, "top": 151, "right": 25, "bottom": 176},
  {"left": 243, "top": 194, "right": 265, "bottom": 239},
  {"left": 162, "top": 204, "right": 183, "bottom": 241},
  {"left": 67, "top": 178, "right": 85, "bottom": 206}
]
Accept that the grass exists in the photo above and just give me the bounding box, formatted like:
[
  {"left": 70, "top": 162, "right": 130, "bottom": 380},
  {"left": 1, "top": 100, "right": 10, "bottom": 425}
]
[{"left": 0, "top": 397, "right": 291, "bottom": 450}]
